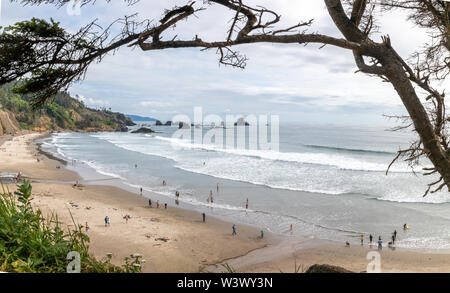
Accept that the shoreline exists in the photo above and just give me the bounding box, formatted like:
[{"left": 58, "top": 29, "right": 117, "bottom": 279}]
[
  {"left": 0, "top": 132, "right": 274, "bottom": 273},
  {"left": 3, "top": 132, "right": 450, "bottom": 272}
]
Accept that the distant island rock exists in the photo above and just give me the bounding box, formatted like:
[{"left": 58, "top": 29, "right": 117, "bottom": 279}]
[
  {"left": 234, "top": 118, "right": 250, "bottom": 126},
  {"left": 165, "top": 121, "right": 172, "bottom": 126},
  {"left": 131, "top": 127, "right": 156, "bottom": 134},
  {"left": 177, "top": 122, "right": 190, "bottom": 129},
  {"left": 155, "top": 120, "right": 163, "bottom": 126}
]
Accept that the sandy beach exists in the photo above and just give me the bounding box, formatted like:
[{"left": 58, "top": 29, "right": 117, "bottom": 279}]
[
  {"left": 3, "top": 132, "right": 450, "bottom": 273},
  {"left": 0, "top": 133, "right": 271, "bottom": 273}
]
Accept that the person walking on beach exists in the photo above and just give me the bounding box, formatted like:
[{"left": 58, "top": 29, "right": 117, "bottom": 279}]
[
  {"left": 85, "top": 222, "right": 89, "bottom": 232},
  {"left": 164, "top": 203, "right": 168, "bottom": 209},
  {"left": 391, "top": 233, "right": 395, "bottom": 245},
  {"left": 245, "top": 198, "right": 249, "bottom": 210},
  {"left": 202, "top": 213, "right": 206, "bottom": 223},
  {"left": 104, "top": 216, "right": 110, "bottom": 227},
  {"left": 378, "top": 236, "right": 382, "bottom": 250},
  {"left": 260, "top": 230, "right": 264, "bottom": 239},
  {"left": 232, "top": 224, "right": 237, "bottom": 235},
  {"left": 360, "top": 234, "right": 364, "bottom": 245},
  {"left": 175, "top": 191, "right": 180, "bottom": 198},
  {"left": 369, "top": 234, "right": 373, "bottom": 244},
  {"left": 290, "top": 224, "right": 293, "bottom": 232},
  {"left": 149, "top": 199, "right": 152, "bottom": 208},
  {"left": 394, "top": 230, "right": 397, "bottom": 240},
  {"left": 217, "top": 183, "right": 219, "bottom": 192},
  {"left": 124, "top": 215, "right": 130, "bottom": 224},
  {"left": 140, "top": 187, "right": 143, "bottom": 195}
]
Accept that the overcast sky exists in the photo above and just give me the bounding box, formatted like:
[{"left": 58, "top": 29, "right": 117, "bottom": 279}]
[{"left": 1, "top": 0, "right": 448, "bottom": 126}]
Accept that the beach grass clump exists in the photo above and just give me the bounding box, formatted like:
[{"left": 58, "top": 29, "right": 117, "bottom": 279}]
[{"left": 0, "top": 180, "right": 142, "bottom": 273}]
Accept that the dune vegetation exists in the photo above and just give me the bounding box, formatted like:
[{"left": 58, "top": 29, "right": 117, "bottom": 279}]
[{"left": 0, "top": 181, "right": 142, "bottom": 273}]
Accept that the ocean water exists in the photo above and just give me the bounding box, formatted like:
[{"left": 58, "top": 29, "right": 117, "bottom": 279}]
[{"left": 40, "top": 124, "right": 450, "bottom": 252}]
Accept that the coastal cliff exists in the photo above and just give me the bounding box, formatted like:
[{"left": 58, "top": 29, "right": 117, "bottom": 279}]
[
  {"left": 0, "top": 84, "right": 133, "bottom": 132},
  {"left": 0, "top": 108, "right": 20, "bottom": 135}
]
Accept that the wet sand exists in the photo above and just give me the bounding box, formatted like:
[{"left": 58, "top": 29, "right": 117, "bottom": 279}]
[{"left": 205, "top": 236, "right": 450, "bottom": 273}]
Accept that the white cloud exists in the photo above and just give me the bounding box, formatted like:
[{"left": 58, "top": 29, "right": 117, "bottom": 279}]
[
  {"left": 139, "top": 101, "right": 174, "bottom": 108},
  {"left": 74, "top": 94, "right": 110, "bottom": 107}
]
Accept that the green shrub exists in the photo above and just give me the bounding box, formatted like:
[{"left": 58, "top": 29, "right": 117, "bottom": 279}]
[{"left": 0, "top": 181, "right": 143, "bottom": 273}]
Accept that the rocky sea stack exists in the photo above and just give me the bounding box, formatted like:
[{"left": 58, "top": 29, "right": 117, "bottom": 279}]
[{"left": 131, "top": 127, "right": 156, "bottom": 134}]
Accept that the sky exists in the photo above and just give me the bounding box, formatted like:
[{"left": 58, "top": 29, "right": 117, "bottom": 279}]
[{"left": 1, "top": 0, "right": 448, "bottom": 126}]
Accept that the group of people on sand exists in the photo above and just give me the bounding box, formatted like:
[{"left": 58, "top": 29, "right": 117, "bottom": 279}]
[
  {"left": 93, "top": 214, "right": 133, "bottom": 230},
  {"left": 89, "top": 213, "right": 134, "bottom": 231},
  {"left": 145, "top": 179, "right": 268, "bottom": 239},
  {"left": 148, "top": 199, "right": 167, "bottom": 209},
  {"left": 355, "top": 224, "right": 409, "bottom": 250}
]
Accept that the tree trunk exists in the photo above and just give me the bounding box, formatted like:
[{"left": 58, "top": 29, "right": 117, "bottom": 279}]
[{"left": 382, "top": 51, "right": 450, "bottom": 190}]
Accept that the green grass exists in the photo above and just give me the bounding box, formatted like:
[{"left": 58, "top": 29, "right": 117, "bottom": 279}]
[{"left": 0, "top": 180, "right": 143, "bottom": 273}]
